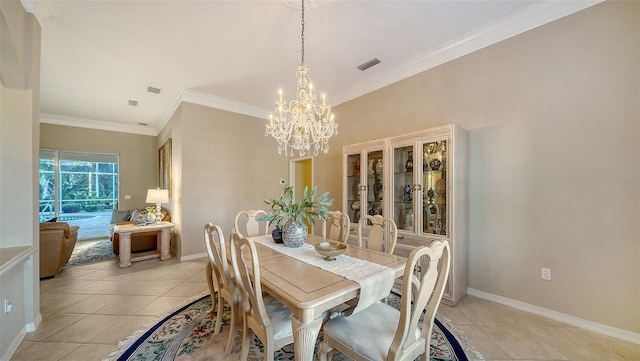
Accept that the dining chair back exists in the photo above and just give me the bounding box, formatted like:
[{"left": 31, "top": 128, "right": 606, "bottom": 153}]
[
  {"left": 357, "top": 214, "right": 398, "bottom": 254},
  {"left": 322, "top": 210, "right": 351, "bottom": 243},
  {"left": 234, "top": 209, "right": 268, "bottom": 237},
  {"left": 231, "top": 235, "right": 294, "bottom": 361},
  {"left": 203, "top": 223, "right": 241, "bottom": 354},
  {"left": 318, "top": 240, "right": 451, "bottom": 361}
]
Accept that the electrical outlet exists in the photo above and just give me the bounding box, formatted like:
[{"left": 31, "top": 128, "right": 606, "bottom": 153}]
[
  {"left": 4, "top": 298, "right": 13, "bottom": 314},
  {"left": 541, "top": 267, "right": 552, "bottom": 281},
  {"left": 124, "top": 195, "right": 131, "bottom": 200}
]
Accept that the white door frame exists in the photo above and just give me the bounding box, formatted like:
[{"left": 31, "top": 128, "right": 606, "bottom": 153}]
[{"left": 289, "top": 156, "right": 314, "bottom": 192}]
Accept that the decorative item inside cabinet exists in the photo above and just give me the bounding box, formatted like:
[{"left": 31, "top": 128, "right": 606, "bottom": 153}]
[
  {"left": 366, "top": 150, "right": 384, "bottom": 225},
  {"left": 393, "top": 145, "right": 414, "bottom": 233},
  {"left": 347, "top": 153, "right": 362, "bottom": 224},
  {"left": 422, "top": 140, "right": 447, "bottom": 236}
]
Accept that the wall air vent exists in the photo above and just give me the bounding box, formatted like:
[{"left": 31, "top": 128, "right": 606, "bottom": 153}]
[
  {"left": 357, "top": 58, "right": 381, "bottom": 71},
  {"left": 128, "top": 100, "right": 138, "bottom": 106},
  {"left": 147, "top": 86, "right": 161, "bottom": 94}
]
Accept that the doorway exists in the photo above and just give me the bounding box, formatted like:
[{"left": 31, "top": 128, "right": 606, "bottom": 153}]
[{"left": 290, "top": 157, "right": 313, "bottom": 231}]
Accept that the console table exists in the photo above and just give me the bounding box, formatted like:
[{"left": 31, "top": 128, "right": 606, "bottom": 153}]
[{"left": 113, "top": 221, "right": 174, "bottom": 267}]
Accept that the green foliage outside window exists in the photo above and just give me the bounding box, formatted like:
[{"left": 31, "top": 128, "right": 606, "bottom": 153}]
[{"left": 38, "top": 156, "right": 119, "bottom": 221}]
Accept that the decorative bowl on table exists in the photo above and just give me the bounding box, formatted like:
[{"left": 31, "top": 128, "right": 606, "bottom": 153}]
[{"left": 314, "top": 241, "right": 347, "bottom": 261}]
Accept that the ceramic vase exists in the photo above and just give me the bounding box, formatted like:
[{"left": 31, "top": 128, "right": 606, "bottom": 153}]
[
  {"left": 402, "top": 184, "right": 413, "bottom": 202},
  {"left": 282, "top": 219, "right": 307, "bottom": 248},
  {"left": 405, "top": 151, "right": 413, "bottom": 172},
  {"left": 429, "top": 158, "right": 442, "bottom": 171},
  {"left": 373, "top": 176, "right": 383, "bottom": 201},
  {"left": 271, "top": 226, "right": 283, "bottom": 244},
  {"left": 353, "top": 157, "right": 360, "bottom": 176},
  {"left": 373, "top": 159, "right": 383, "bottom": 176}
]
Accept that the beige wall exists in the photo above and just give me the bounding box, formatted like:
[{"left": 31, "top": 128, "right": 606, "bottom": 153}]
[
  {"left": 314, "top": 1, "right": 640, "bottom": 333},
  {"left": 160, "top": 102, "right": 288, "bottom": 259},
  {"left": 0, "top": 1, "right": 41, "bottom": 358},
  {"left": 39, "top": 124, "right": 158, "bottom": 211},
  {"left": 1, "top": 86, "right": 36, "bottom": 247}
]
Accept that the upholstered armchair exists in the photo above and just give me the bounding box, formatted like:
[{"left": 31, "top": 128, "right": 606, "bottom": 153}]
[{"left": 39, "top": 222, "right": 79, "bottom": 278}]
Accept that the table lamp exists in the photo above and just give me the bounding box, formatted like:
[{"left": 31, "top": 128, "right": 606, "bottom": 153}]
[{"left": 146, "top": 188, "right": 169, "bottom": 223}]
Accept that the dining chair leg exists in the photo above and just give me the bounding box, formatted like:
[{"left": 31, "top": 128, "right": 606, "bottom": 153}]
[
  {"left": 214, "top": 297, "right": 224, "bottom": 335},
  {"left": 205, "top": 263, "right": 217, "bottom": 314},
  {"left": 318, "top": 340, "right": 334, "bottom": 361},
  {"left": 264, "top": 338, "right": 275, "bottom": 361},
  {"left": 262, "top": 335, "right": 276, "bottom": 361},
  {"left": 224, "top": 302, "right": 240, "bottom": 354},
  {"left": 239, "top": 319, "right": 251, "bottom": 361}
]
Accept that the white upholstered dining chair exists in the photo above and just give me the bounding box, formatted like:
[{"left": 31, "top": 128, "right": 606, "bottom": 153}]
[
  {"left": 318, "top": 240, "right": 451, "bottom": 361},
  {"left": 357, "top": 214, "right": 398, "bottom": 254},
  {"left": 234, "top": 209, "right": 268, "bottom": 238},
  {"left": 322, "top": 210, "right": 351, "bottom": 243},
  {"left": 203, "top": 223, "right": 241, "bottom": 355},
  {"left": 231, "top": 234, "right": 294, "bottom": 361}
]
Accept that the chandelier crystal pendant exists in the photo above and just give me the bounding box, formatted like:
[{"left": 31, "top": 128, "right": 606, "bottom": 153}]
[{"left": 266, "top": 0, "right": 338, "bottom": 157}]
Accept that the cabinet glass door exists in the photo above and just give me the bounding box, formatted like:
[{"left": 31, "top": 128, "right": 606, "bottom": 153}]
[
  {"left": 346, "top": 153, "right": 362, "bottom": 224},
  {"left": 421, "top": 140, "right": 447, "bottom": 236},
  {"left": 365, "top": 150, "right": 384, "bottom": 224},
  {"left": 392, "top": 145, "right": 415, "bottom": 232}
]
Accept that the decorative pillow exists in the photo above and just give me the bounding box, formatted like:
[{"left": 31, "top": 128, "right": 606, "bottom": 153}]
[
  {"left": 110, "top": 209, "right": 130, "bottom": 224},
  {"left": 128, "top": 209, "right": 142, "bottom": 222},
  {"left": 132, "top": 211, "right": 150, "bottom": 226}
]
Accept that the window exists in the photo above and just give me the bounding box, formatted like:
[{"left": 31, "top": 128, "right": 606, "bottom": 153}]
[{"left": 38, "top": 150, "right": 119, "bottom": 224}]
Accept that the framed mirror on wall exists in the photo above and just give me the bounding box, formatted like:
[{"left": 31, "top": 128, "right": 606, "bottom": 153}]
[{"left": 159, "top": 138, "right": 172, "bottom": 197}]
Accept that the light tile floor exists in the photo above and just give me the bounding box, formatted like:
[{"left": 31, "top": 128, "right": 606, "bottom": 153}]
[{"left": 12, "top": 258, "right": 640, "bottom": 361}]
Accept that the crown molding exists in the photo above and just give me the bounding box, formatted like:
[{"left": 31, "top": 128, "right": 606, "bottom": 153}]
[
  {"left": 40, "top": 88, "right": 271, "bottom": 138},
  {"left": 19, "top": 0, "right": 35, "bottom": 13},
  {"left": 168, "top": 88, "right": 271, "bottom": 120},
  {"left": 40, "top": 113, "right": 158, "bottom": 136},
  {"left": 40, "top": 0, "right": 603, "bottom": 135},
  {"left": 332, "top": 0, "right": 605, "bottom": 105}
]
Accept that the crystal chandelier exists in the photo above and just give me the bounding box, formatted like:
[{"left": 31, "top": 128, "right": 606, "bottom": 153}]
[{"left": 266, "top": 0, "right": 338, "bottom": 157}]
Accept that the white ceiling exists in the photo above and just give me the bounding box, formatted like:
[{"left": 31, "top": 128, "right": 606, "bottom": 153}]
[{"left": 32, "top": 0, "right": 602, "bottom": 136}]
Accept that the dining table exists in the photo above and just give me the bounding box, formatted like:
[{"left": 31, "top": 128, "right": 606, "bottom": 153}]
[{"left": 241, "top": 233, "right": 406, "bottom": 361}]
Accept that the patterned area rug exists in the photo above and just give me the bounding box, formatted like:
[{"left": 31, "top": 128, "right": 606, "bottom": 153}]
[
  {"left": 66, "top": 238, "right": 116, "bottom": 266},
  {"left": 106, "top": 293, "right": 485, "bottom": 361}
]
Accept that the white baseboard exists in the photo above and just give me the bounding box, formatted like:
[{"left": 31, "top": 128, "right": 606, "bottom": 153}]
[
  {"left": 26, "top": 313, "right": 42, "bottom": 332},
  {"left": 180, "top": 252, "right": 207, "bottom": 262},
  {"left": 467, "top": 288, "right": 640, "bottom": 345},
  {"left": 0, "top": 324, "right": 29, "bottom": 361}
]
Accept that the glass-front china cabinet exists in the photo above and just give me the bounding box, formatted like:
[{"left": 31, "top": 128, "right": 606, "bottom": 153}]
[
  {"left": 344, "top": 140, "right": 385, "bottom": 227},
  {"left": 342, "top": 125, "right": 467, "bottom": 306},
  {"left": 391, "top": 139, "right": 448, "bottom": 238}
]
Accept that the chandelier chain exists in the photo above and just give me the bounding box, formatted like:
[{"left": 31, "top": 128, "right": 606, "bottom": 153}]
[{"left": 301, "top": 0, "right": 305, "bottom": 64}]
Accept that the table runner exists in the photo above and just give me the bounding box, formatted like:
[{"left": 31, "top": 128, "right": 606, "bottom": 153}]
[{"left": 252, "top": 235, "right": 394, "bottom": 314}]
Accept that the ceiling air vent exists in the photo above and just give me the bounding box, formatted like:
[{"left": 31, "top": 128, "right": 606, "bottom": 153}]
[
  {"left": 138, "top": 122, "right": 148, "bottom": 126},
  {"left": 357, "top": 58, "right": 381, "bottom": 71},
  {"left": 147, "top": 86, "right": 161, "bottom": 94},
  {"left": 128, "top": 100, "right": 138, "bottom": 106}
]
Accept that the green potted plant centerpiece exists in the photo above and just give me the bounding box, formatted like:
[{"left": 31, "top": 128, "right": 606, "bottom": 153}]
[{"left": 260, "top": 185, "right": 334, "bottom": 247}]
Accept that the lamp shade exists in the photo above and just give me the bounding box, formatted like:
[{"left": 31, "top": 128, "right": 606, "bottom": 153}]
[{"left": 146, "top": 189, "right": 169, "bottom": 204}]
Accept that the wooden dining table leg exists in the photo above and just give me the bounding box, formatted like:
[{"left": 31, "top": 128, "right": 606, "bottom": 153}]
[{"left": 291, "top": 315, "right": 323, "bottom": 361}]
